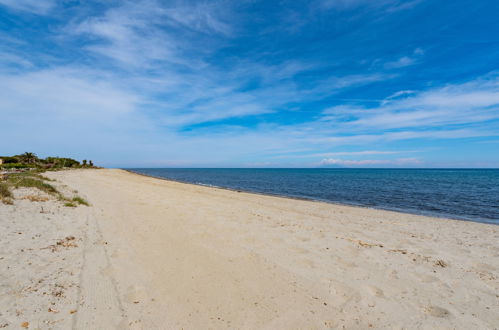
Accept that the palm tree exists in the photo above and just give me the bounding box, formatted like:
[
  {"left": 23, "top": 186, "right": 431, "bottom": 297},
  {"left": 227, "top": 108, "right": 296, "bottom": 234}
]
[
  {"left": 82, "top": 160, "right": 87, "bottom": 166},
  {"left": 20, "top": 152, "right": 38, "bottom": 164},
  {"left": 89, "top": 160, "right": 94, "bottom": 167}
]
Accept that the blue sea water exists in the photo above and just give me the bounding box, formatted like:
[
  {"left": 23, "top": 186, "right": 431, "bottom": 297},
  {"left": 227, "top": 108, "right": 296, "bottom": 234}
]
[{"left": 126, "top": 168, "right": 499, "bottom": 225}]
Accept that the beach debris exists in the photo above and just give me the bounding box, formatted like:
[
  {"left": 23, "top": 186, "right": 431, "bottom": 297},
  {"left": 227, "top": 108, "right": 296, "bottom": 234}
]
[
  {"left": 51, "top": 283, "right": 66, "bottom": 298},
  {"left": 388, "top": 249, "right": 407, "bottom": 254},
  {"left": 347, "top": 238, "right": 383, "bottom": 248},
  {"left": 21, "top": 321, "right": 29, "bottom": 328},
  {"left": 69, "top": 310, "right": 77, "bottom": 314},
  {"left": 424, "top": 305, "right": 450, "bottom": 318},
  {"left": 435, "top": 259, "right": 448, "bottom": 268},
  {"left": 42, "top": 236, "right": 78, "bottom": 252},
  {"left": 52, "top": 290, "right": 64, "bottom": 298},
  {"left": 48, "top": 308, "right": 59, "bottom": 313}
]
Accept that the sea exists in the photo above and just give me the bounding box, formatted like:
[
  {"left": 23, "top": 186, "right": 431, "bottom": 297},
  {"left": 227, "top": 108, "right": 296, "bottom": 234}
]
[{"left": 126, "top": 168, "right": 499, "bottom": 225}]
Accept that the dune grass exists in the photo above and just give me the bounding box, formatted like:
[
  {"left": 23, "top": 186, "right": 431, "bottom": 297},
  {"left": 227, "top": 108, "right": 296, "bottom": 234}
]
[
  {"left": 0, "top": 182, "right": 13, "bottom": 204},
  {"left": 6, "top": 175, "right": 59, "bottom": 195},
  {"left": 0, "top": 182, "right": 12, "bottom": 198},
  {"left": 72, "top": 196, "right": 89, "bottom": 206},
  {"left": 1, "top": 171, "right": 89, "bottom": 207}
]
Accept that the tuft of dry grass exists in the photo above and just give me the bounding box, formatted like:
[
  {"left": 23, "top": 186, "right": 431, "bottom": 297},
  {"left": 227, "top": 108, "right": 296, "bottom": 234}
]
[
  {"left": 6, "top": 175, "right": 59, "bottom": 195},
  {"left": 0, "top": 182, "right": 13, "bottom": 204},
  {"left": 1, "top": 171, "right": 89, "bottom": 207},
  {"left": 72, "top": 196, "right": 89, "bottom": 206},
  {"left": 0, "top": 182, "right": 12, "bottom": 198},
  {"left": 23, "top": 195, "right": 49, "bottom": 202}
]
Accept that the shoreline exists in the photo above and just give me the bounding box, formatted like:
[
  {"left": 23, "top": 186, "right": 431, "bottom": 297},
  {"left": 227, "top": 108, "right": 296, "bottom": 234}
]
[
  {"left": 123, "top": 168, "right": 498, "bottom": 226},
  {"left": 2, "top": 168, "right": 498, "bottom": 328}
]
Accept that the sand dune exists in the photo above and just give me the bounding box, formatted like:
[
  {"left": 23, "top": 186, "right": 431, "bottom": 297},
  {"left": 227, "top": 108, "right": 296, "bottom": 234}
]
[{"left": 1, "top": 168, "right": 498, "bottom": 329}]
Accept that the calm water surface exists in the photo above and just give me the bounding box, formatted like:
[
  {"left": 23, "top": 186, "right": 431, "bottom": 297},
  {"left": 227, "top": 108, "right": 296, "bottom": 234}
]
[{"left": 127, "top": 168, "right": 499, "bottom": 225}]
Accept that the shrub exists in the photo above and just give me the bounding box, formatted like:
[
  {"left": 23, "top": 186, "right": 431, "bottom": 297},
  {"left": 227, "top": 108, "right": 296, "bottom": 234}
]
[
  {"left": 0, "top": 163, "right": 35, "bottom": 169},
  {"left": 1, "top": 156, "right": 19, "bottom": 164},
  {"left": 45, "top": 157, "right": 80, "bottom": 168}
]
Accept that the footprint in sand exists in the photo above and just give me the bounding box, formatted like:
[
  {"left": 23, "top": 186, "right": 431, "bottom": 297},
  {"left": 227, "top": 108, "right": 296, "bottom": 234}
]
[
  {"left": 415, "top": 273, "right": 439, "bottom": 283},
  {"left": 423, "top": 305, "right": 450, "bottom": 318},
  {"left": 124, "top": 285, "right": 147, "bottom": 304},
  {"left": 365, "top": 285, "right": 384, "bottom": 298}
]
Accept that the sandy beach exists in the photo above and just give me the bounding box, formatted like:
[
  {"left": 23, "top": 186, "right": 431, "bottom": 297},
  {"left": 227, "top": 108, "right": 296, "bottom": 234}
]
[{"left": 1, "top": 168, "right": 498, "bottom": 329}]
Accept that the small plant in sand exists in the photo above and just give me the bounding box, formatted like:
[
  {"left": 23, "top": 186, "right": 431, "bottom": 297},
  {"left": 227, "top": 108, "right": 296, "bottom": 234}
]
[
  {"left": 1, "top": 172, "right": 82, "bottom": 207},
  {"left": 72, "top": 196, "right": 89, "bottom": 206},
  {"left": 0, "top": 182, "right": 13, "bottom": 204},
  {"left": 7, "top": 174, "right": 59, "bottom": 195},
  {"left": 63, "top": 196, "right": 89, "bottom": 207},
  {"left": 0, "top": 182, "right": 12, "bottom": 198}
]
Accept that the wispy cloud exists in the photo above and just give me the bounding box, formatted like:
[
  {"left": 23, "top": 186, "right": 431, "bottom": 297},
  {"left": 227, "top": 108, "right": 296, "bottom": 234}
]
[
  {"left": 71, "top": 2, "right": 186, "bottom": 68},
  {"left": 384, "top": 48, "right": 424, "bottom": 69},
  {"left": 320, "top": 0, "right": 423, "bottom": 11},
  {"left": 384, "top": 56, "right": 416, "bottom": 69},
  {"left": 321, "top": 73, "right": 499, "bottom": 131},
  {"left": 319, "top": 157, "right": 421, "bottom": 167},
  {"left": 311, "top": 150, "right": 402, "bottom": 157},
  {"left": 0, "top": 0, "right": 54, "bottom": 14},
  {"left": 0, "top": 68, "right": 139, "bottom": 118}
]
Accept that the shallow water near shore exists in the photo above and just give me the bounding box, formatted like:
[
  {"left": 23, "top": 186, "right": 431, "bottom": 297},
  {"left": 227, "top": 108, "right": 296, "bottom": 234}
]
[{"left": 127, "top": 168, "right": 499, "bottom": 225}]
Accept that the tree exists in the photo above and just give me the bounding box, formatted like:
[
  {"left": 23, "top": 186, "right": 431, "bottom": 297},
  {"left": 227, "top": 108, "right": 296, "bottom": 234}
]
[
  {"left": 89, "top": 160, "right": 94, "bottom": 167},
  {"left": 82, "top": 160, "right": 87, "bottom": 166},
  {"left": 20, "top": 152, "right": 38, "bottom": 164}
]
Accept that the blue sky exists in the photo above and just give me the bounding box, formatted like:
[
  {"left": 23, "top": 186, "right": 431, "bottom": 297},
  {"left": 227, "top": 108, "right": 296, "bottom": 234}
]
[{"left": 1, "top": 0, "right": 498, "bottom": 168}]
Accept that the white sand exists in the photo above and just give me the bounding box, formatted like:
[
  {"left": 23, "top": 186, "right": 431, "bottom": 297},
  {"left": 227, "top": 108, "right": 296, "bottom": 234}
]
[{"left": 1, "top": 168, "right": 498, "bottom": 329}]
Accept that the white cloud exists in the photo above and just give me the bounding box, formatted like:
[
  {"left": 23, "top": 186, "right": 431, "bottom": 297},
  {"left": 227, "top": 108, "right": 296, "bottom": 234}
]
[
  {"left": 322, "top": 73, "right": 499, "bottom": 131},
  {"left": 72, "top": 3, "right": 178, "bottom": 68},
  {"left": 162, "top": 3, "right": 232, "bottom": 35},
  {"left": 320, "top": 0, "right": 389, "bottom": 10},
  {"left": 319, "top": 157, "right": 421, "bottom": 167},
  {"left": 384, "top": 48, "right": 424, "bottom": 69},
  {"left": 0, "top": 68, "right": 139, "bottom": 118},
  {"left": 384, "top": 56, "right": 415, "bottom": 69},
  {"left": 70, "top": 0, "right": 231, "bottom": 69},
  {"left": 320, "top": 0, "right": 423, "bottom": 11},
  {"left": 311, "top": 150, "right": 402, "bottom": 157},
  {"left": 0, "top": 0, "right": 54, "bottom": 14}
]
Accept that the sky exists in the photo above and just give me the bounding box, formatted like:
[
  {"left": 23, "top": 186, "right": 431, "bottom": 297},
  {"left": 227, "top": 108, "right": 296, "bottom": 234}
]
[{"left": 1, "top": 0, "right": 499, "bottom": 168}]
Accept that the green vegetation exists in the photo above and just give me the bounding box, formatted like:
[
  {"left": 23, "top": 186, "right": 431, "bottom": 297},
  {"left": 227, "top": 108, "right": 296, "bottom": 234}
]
[
  {"left": 0, "top": 182, "right": 12, "bottom": 199},
  {"left": 72, "top": 196, "right": 89, "bottom": 206},
  {"left": 0, "top": 152, "right": 97, "bottom": 170},
  {"left": 0, "top": 158, "right": 93, "bottom": 206},
  {"left": 6, "top": 173, "right": 59, "bottom": 195},
  {"left": 0, "top": 163, "right": 36, "bottom": 169},
  {"left": 19, "top": 152, "right": 38, "bottom": 164}
]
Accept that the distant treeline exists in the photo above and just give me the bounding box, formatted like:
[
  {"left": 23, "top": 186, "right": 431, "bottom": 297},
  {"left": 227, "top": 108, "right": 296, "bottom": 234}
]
[{"left": 0, "top": 152, "right": 95, "bottom": 170}]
